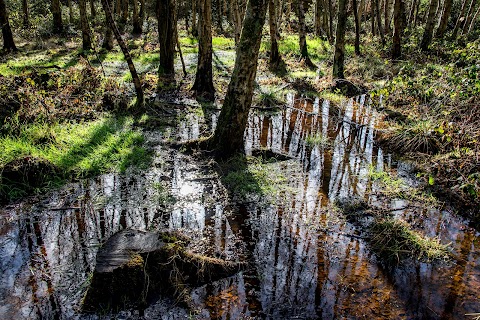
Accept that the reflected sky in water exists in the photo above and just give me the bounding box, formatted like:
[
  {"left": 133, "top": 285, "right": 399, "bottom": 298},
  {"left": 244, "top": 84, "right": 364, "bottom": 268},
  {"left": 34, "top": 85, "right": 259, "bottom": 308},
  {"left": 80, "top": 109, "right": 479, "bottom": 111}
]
[{"left": 0, "top": 95, "right": 479, "bottom": 319}]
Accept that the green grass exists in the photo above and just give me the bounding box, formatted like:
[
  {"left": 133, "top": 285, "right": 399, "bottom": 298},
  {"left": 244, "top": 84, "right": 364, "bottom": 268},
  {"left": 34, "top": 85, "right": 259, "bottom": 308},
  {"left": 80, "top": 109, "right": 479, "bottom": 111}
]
[
  {"left": 370, "top": 219, "right": 450, "bottom": 263},
  {"left": 261, "top": 35, "right": 331, "bottom": 62},
  {"left": 305, "top": 132, "right": 331, "bottom": 147},
  {"left": 0, "top": 116, "right": 150, "bottom": 178}
]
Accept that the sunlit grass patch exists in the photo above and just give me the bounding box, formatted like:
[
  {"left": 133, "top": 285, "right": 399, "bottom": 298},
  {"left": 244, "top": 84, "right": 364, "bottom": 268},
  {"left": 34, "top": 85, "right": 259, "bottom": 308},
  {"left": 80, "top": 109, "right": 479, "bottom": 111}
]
[
  {"left": 212, "top": 36, "right": 235, "bottom": 49},
  {"left": 370, "top": 219, "right": 450, "bottom": 263},
  {"left": 261, "top": 35, "right": 330, "bottom": 62},
  {"left": 0, "top": 116, "right": 150, "bottom": 182},
  {"left": 305, "top": 132, "right": 331, "bottom": 147}
]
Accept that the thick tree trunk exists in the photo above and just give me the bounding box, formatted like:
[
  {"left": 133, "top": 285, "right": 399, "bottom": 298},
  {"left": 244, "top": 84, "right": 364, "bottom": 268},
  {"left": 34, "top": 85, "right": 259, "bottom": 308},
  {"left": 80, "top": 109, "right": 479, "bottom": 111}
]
[
  {"left": 0, "top": 0, "right": 17, "bottom": 51},
  {"left": 90, "top": 0, "right": 96, "bottom": 18},
  {"left": 269, "top": 0, "right": 282, "bottom": 67},
  {"left": 298, "top": 0, "right": 316, "bottom": 68},
  {"left": 132, "top": 0, "right": 142, "bottom": 34},
  {"left": 208, "top": 0, "right": 268, "bottom": 157},
  {"left": 52, "top": 0, "right": 64, "bottom": 33},
  {"left": 101, "top": 0, "right": 144, "bottom": 107},
  {"left": 22, "top": 0, "right": 30, "bottom": 28},
  {"left": 392, "top": 0, "right": 404, "bottom": 58},
  {"left": 462, "top": 0, "right": 478, "bottom": 34},
  {"left": 333, "top": 0, "right": 347, "bottom": 79},
  {"left": 353, "top": 0, "right": 361, "bottom": 55},
  {"left": 192, "top": 0, "right": 215, "bottom": 100},
  {"left": 384, "top": 0, "right": 391, "bottom": 34},
  {"left": 79, "top": 0, "right": 93, "bottom": 50},
  {"left": 115, "top": 0, "right": 121, "bottom": 14},
  {"left": 452, "top": 0, "right": 471, "bottom": 37},
  {"left": 420, "top": 0, "right": 439, "bottom": 50},
  {"left": 436, "top": 0, "right": 453, "bottom": 37},
  {"left": 157, "top": 0, "right": 176, "bottom": 79},
  {"left": 315, "top": 0, "right": 323, "bottom": 36}
]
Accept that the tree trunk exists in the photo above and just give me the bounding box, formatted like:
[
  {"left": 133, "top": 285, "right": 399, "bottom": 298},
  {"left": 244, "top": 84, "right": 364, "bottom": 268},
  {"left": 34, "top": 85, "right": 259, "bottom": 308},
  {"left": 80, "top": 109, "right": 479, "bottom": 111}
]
[
  {"left": 462, "top": 0, "right": 478, "bottom": 34},
  {"left": 467, "top": 4, "right": 480, "bottom": 32},
  {"left": 328, "top": 0, "right": 334, "bottom": 41},
  {"left": 269, "top": 0, "right": 282, "bottom": 67},
  {"left": 133, "top": 0, "right": 142, "bottom": 34},
  {"left": 116, "top": 0, "right": 121, "bottom": 14},
  {"left": 102, "top": 0, "right": 115, "bottom": 49},
  {"left": 208, "top": 0, "right": 268, "bottom": 158},
  {"left": 192, "top": 0, "right": 198, "bottom": 36},
  {"left": 52, "top": 0, "right": 64, "bottom": 33},
  {"left": 22, "top": 0, "right": 30, "bottom": 28},
  {"left": 0, "top": 0, "right": 17, "bottom": 51},
  {"left": 101, "top": 0, "right": 144, "bottom": 107},
  {"left": 436, "top": 0, "right": 453, "bottom": 37},
  {"left": 121, "top": 0, "right": 129, "bottom": 25},
  {"left": 79, "top": 0, "right": 93, "bottom": 50},
  {"left": 68, "top": 0, "right": 74, "bottom": 24},
  {"left": 452, "top": 0, "right": 471, "bottom": 37},
  {"left": 420, "top": 0, "right": 438, "bottom": 50},
  {"left": 413, "top": 0, "right": 420, "bottom": 26},
  {"left": 392, "top": 0, "right": 404, "bottom": 58},
  {"left": 384, "top": 0, "right": 391, "bottom": 34},
  {"left": 371, "top": 0, "right": 376, "bottom": 35},
  {"left": 298, "top": 0, "right": 316, "bottom": 67},
  {"left": 333, "top": 0, "right": 347, "bottom": 79},
  {"left": 408, "top": 0, "right": 416, "bottom": 24},
  {"left": 192, "top": 0, "right": 215, "bottom": 100},
  {"left": 359, "top": 0, "right": 366, "bottom": 31},
  {"left": 315, "top": 0, "right": 323, "bottom": 36},
  {"left": 375, "top": 0, "right": 386, "bottom": 44},
  {"left": 90, "top": 0, "right": 96, "bottom": 18},
  {"left": 353, "top": 0, "right": 361, "bottom": 55},
  {"left": 157, "top": 0, "right": 176, "bottom": 79}
]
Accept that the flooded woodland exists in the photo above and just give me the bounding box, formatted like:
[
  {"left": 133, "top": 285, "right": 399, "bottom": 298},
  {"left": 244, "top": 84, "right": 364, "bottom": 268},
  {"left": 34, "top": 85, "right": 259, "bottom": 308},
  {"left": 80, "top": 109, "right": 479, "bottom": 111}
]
[
  {"left": 1, "top": 0, "right": 480, "bottom": 318},
  {"left": 1, "top": 94, "right": 479, "bottom": 319}
]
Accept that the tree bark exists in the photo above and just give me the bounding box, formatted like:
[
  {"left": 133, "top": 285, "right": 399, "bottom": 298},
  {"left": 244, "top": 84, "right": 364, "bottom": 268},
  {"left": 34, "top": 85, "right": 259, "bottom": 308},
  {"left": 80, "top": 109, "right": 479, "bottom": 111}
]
[
  {"left": 208, "top": 0, "right": 268, "bottom": 158},
  {"left": 22, "top": 0, "right": 30, "bottom": 28},
  {"left": 269, "top": 0, "right": 282, "bottom": 67},
  {"left": 452, "top": 0, "right": 471, "bottom": 37},
  {"left": 0, "top": 0, "right": 17, "bottom": 51},
  {"left": 192, "top": 0, "right": 215, "bottom": 100},
  {"left": 79, "top": 0, "right": 93, "bottom": 50},
  {"left": 436, "top": 0, "right": 453, "bottom": 37},
  {"left": 333, "top": 0, "right": 347, "bottom": 79},
  {"left": 90, "top": 0, "right": 96, "bottom": 18},
  {"left": 192, "top": 0, "right": 198, "bottom": 36},
  {"left": 467, "top": 4, "right": 480, "bottom": 33},
  {"left": 375, "top": 0, "right": 386, "bottom": 44},
  {"left": 102, "top": 0, "right": 115, "bottom": 50},
  {"left": 315, "top": 0, "right": 323, "bottom": 36},
  {"left": 353, "top": 0, "right": 361, "bottom": 55},
  {"left": 392, "top": 0, "right": 404, "bottom": 58},
  {"left": 132, "top": 0, "right": 142, "bottom": 34},
  {"left": 462, "top": 0, "right": 478, "bottom": 34},
  {"left": 420, "top": 0, "right": 439, "bottom": 50},
  {"left": 407, "top": 0, "right": 417, "bottom": 25},
  {"left": 101, "top": 0, "right": 144, "bottom": 107},
  {"left": 157, "top": 0, "right": 176, "bottom": 79},
  {"left": 371, "top": 0, "right": 376, "bottom": 35},
  {"left": 384, "top": 0, "right": 392, "bottom": 34},
  {"left": 52, "top": 0, "right": 64, "bottom": 33},
  {"left": 298, "top": 0, "right": 316, "bottom": 68}
]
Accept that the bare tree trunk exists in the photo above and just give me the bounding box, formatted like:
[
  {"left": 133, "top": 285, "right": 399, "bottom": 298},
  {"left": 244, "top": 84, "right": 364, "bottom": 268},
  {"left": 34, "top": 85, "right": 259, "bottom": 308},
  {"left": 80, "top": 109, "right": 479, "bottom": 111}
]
[
  {"left": 52, "top": 0, "right": 64, "bottom": 33},
  {"left": 420, "top": 0, "right": 439, "bottom": 50},
  {"left": 101, "top": 0, "right": 144, "bottom": 107},
  {"left": 467, "top": 4, "right": 480, "bottom": 32},
  {"left": 208, "top": 0, "right": 268, "bottom": 157},
  {"left": 392, "top": 0, "right": 404, "bottom": 58},
  {"left": 462, "top": 0, "right": 478, "bottom": 34},
  {"left": 269, "top": 0, "right": 282, "bottom": 67},
  {"left": 359, "top": 0, "right": 366, "bottom": 31},
  {"left": 375, "top": 0, "right": 386, "bottom": 44},
  {"left": 192, "top": 0, "right": 198, "bottom": 36},
  {"left": 90, "top": 0, "right": 96, "bottom": 18},
  {"left": 298, "top": 0, "right": 316, "bottom": 67},
  {"left": 102, "top": 0, "right": 115, "bottom": 49},
  {"left": 22, "top": 0, "right": 30, "bottom": 27},
  {"left": 157, "top": 0, "right": 176, "bottom": 79},
  {"left": 315, "top": 0, "right": 324, "bottom": 36},
  {"left": 328, "top": 0, "right": 334, "bottom": 41},
  {"left": 408, "top": 0, "right": 417, "bottom": 24},
  {"left": 132, "top": 0, "right": 142, "bottom": 34},
  {"left": 192, "top": 0, "right": 215, "bottom": 100},
  {"left": 384, "top": 0, "right": 391, "bottom": 34},
  {"left": 115, "top": 0, "right": 121, "bottom": 14},
  {"left": 79, "top": 0, "right": 93, "bottom": 50},
  {"left": 452, "top": 0, "right": 471, "bottom": 37},
  {"left": 371, "top": 0, "right": 376, "bottom": 35},
  {"left": 353, "top": 0, "right": 361, "bottom": 55},
  {"left": 436, "top": 0, "right": 453, "bottom": 37},
  {"left": 0, "top": 0, "right": 17, "bottom": 51},
  {"left": 333, "top": 0, "right": 347, "bottom": 79}
]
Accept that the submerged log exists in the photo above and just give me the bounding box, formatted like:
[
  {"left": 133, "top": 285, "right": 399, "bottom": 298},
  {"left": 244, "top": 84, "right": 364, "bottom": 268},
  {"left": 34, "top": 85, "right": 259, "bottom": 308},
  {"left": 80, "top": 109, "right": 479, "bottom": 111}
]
[{"left": 82, "top": 229, "right": 245, "bottom": 313}]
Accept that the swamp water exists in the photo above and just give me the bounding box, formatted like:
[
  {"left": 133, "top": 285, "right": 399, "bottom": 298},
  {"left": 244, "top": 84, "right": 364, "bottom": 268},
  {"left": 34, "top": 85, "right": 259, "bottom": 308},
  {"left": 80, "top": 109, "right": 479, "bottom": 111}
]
[{"left": 0, "top": 95, "right": 479, "bottom": 319}]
